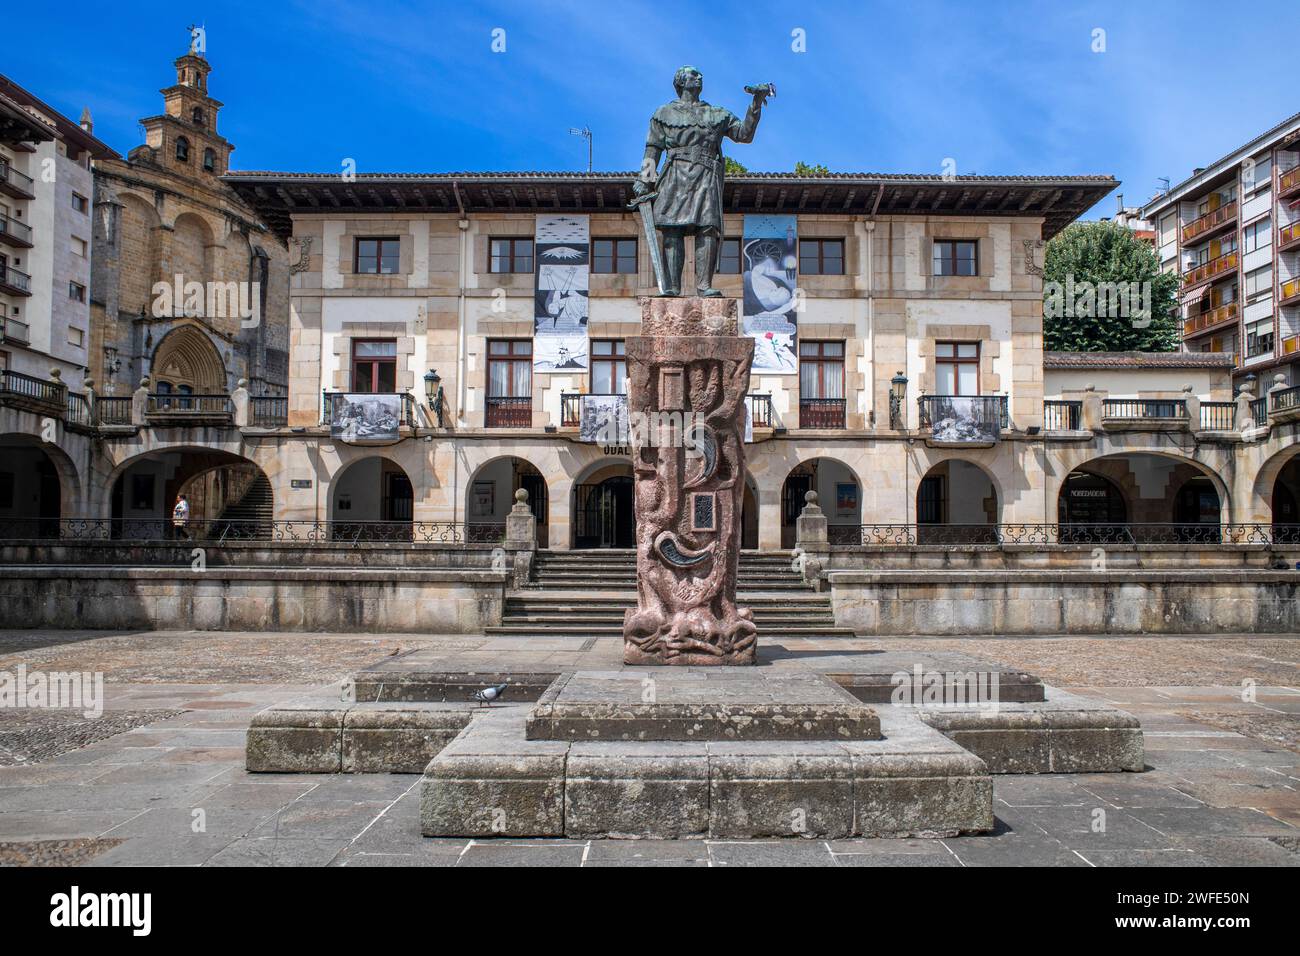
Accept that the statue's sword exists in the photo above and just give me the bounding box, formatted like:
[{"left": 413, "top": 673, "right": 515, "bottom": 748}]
[{"left": 627, "top": 189, "right": 669, "bottom": 295}]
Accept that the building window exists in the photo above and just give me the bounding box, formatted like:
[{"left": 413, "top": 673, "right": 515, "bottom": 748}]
[
  {"left": 351, "top": 339, "right": 397, "bottom": 392},
  {"left": 68, "top": 327, "right": 85, "bottom": 348},
  {"left": 933, "top": 240, "right": 978, "bottom": 276},
  {"left": 718, "top": 237, "right": 742, "bottom": 274},
  {"left": 486, "top": 339, "right": 532, "bottom": 427},
  {"left": 799, "top": 238, "right": 844, "bottom": 276},
  {"left": 1246, "top": 317, "right": 1274, "bottom": 358},
  {"left": 1245, "top": 155, "right": 1271, "bottom": 192},
  {"left": 71, "top": 193, "right": 89, "bottom": 214},
  {"left": 935, "top": 341, "right": 980, "bottom": 394},
  {"left": 68, "top": 281, "right": 86, "bottom": 303},
  {"left": 71, "top": 237, "right": 88, "bottom": 258},
  {"left": 0, "top": 349, "right": 8, "bottom": 372},
  {"left": 798, "top": 340, "right": 845, "bottom": 428},
  {"left": 354, "top": 237, "right": 400, "bottom": 275},
  {"left": 1243, "top": 218, "right": 1272, "bottom": 255},
  {"left": 489, "top": 238, "right": 533, "bottom": 274},
  {"left": 1244, "top": 266, "right": 1272, "bottom": 301},
  {"left": 203, "top": 148, "right": 216, "bottom": 172},
  {"left": 591, "top": 339, "right": 626, "bottom": 394},
  {"left": 592, "top": 238, "right": 637, "bottom": 274},
  {"left": 175, "top": 136, "right": 190, "bottom": 162}
]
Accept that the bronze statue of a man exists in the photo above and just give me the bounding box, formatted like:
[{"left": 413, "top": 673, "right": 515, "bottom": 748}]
[{"left": 633, "top": 66, "right": 771, "bottom": 296}]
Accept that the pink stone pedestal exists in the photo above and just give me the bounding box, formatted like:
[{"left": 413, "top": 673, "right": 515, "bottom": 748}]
[{"left": 622, "top": 296, "right": 756, "bottom": 665}]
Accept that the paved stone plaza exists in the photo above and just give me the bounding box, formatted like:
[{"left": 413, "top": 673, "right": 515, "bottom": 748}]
[{"left": 0, "top": 629, "right": 1296, "bottom": 866}]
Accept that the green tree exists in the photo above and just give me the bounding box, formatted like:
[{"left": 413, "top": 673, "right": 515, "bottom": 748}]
[
  {"left": 724, "top": 157, "right": 748, "bottom": 175},
  {"left": 794, "top": 161, "right": 830, "bottom": 176},
  {"left": 1042, "top": 220, "right": 1179, "bottom": 352}
]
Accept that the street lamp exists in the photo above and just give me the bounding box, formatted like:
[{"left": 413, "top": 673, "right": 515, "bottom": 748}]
[
  {"left": 424, "top": 369, "right": 444, "bottom": 428},
  {"left": 889, "top": 371, "right": 908, "bottom": 430}
]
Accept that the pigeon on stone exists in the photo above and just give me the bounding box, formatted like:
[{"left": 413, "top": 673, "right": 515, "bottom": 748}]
[{"left": 472, "top": 682, "right": 509, "bottom": 707}]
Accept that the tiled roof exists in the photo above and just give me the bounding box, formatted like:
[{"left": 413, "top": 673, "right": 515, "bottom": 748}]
[{"left": 1044, "top": 351, "right": 1236, "bottom": 369}]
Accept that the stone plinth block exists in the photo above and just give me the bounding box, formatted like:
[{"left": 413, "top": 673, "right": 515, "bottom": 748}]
[
  {"left": 246, "top": 706, "right": 344, "bottom": 773},
  {"left": 565, "top": 745, "right": 710, "bottom": 839},
  {"left": 624, "top": 296, "right": 756, "bottom": 665},
  {"left": 526, "top": 670, "right": 882, "bottom": 741}
]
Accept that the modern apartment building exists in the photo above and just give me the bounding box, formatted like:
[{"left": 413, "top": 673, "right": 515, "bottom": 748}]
[
  {"left": 1143, "top": 112, "right": 1300, "bottom": 387},
  {"left": 0, "top": 76, "right": 117, "bottom": 387}
]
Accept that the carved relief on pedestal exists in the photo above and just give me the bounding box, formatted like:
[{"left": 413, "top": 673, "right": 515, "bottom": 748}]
[{"left": 623, "top": 297, "right": 757, "bottom": 665}]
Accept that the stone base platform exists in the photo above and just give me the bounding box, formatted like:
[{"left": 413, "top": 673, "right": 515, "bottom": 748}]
[
  {"left": 421, "top": 705, "right": 992, "bottom": 839},
  {"left": 526, "top": 670, "right": 882, "bottom": 742}
]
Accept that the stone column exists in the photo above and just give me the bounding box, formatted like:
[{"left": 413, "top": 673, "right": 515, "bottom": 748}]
[
  {"left": 795, "top": 490, "right": 830, "bottom": 588},
  {"left": 131, "top": 377, "right": 150, "bottom": 426},
  {"left": 1080, "top": 384, "right": 1102, "bottom": 432},
  {"left": 232, "top": 378, "right": 250, "bottom": 427},
  {"left": 1181, "top": 384, "right": 1199, "bottom": 432},
  {"left": 623, "top": 296, "right": 756, "bottom": 665},
  {"left": 1235, "top": 384, "right": 1257, "bottom": 431},
  {"left": 504, "top": 488, "right": 537, "bottom": 589}
]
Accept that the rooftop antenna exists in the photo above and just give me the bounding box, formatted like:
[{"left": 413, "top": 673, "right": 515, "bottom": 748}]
[
  {"left": 569, "top": 126, "right": 592, "bottom": 173},
  {"left": 1157, "top": 177, "right": 1170, "bottom": 196}
]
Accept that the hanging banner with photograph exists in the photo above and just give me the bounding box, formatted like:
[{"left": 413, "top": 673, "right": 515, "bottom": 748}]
[
  {"left": 579, "top": 393, "right": 628, "bottom": 444},
  {"left": 926, "top": 396, "right": 1001, "bottom": 444},
  {"left": 742, "top": 214, "right": 798, "bottom": 374},
  {"left": 534, "top": 214, "right": 589, "bottom": 372},
  {"left": 329, "top": 394, "right": 403, "bottom": 443}
]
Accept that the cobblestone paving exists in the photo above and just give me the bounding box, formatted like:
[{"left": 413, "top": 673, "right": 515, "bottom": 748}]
[
  {"left": 0, "top": 710, "right": 185, "bottom": 766},
  {"left": 0, "top": 630, "right": 1296, "bottom": 866}
]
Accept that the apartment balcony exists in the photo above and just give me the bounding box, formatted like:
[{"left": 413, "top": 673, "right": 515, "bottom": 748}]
[
  {"left": 1273, "top": 385, "right": 1300, "bottom": 423},
  {"left": 1043, "top": 399, "right": 1082, "bottom": 431},
  {"left": 1281, "top": 166, "right": 1300, "bottom": 200},
  {"left": 0, "top": 212, "right": 32, "bottom": 249},
  {"left": 799, "top": 397, "right": 846, "bottom": 429},
  {"left": 0, "top": 161, "right": 35, "bottom": 200},
  {"left": 1281, "top": 222, "right": 1300, "bottom": 252},
  {"left": 0, "top": 368, "right": 67, "bottom": 416},
  {"left": 96, "top": 396, "right": 133, "bottom": 425},
  {"left": 1282, "top": 278, "right": 1300, "bottom": 306},
  {"left": 0, "top": 316, "right": 29, "bottom": 344},
  {"left": 485, "top": 395, "right": 532, "bottom": 428},
  {"left": 249, "top": 395, "right": 288, "bottom": 427},
  {"left": 0, "top": 263, "right": 30, "bottom": 297},
  {"left": 1181, "top": 201, "right": 1237, "bottom": 244},
  {"left": 746, "top": 393, "right": 774, "bottom": 428},
  {"left": 1101, "top": 398, "right": 1189, "bottom": 431},
  {"left": 918, "top": 395, "right": 1007, "bottom": 443},
  {"left": 146, "top": 392, "right": 234, "bottom": 425},
  {"left": 1182, "top": 250, "right": 1237, "bottom": 288},
  {"left": 1281, "top": 334, "right": 1300, "bottom": 356},
  {"left": 1183, "top": 301, "right": 1238, "bottom": 338}
]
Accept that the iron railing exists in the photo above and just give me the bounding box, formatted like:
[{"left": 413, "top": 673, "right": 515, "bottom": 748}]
[
  {"left": 0, "top": 160, "right": 35, "bottom": 197},
  {"left": 0, "top": 212, "right": 32, "bottom": 244},
  {"left": 97, "top": 396, "right": 133, "bottom": 425},
  {"left": 0, "top": 518, "right": 470, "bottom": 545},
  {"left": 485, "top": 395, "right": 532, "bottom": 428},
  {"left": 0, "top": 368, "right": 66, "bottom": 406},
  {"left": 250, "top": 395, "right": 288, "bottom": 427},
  {"left": 799, "top": 397, "right": 846, "bottom": 428},
  {"left": 560, "top": 393, "right": 582, "bottom": 427},
  {"left": 746, "top": 393, "right": 774, "bottom": 428},
  {"left": 66, "top": 392, "right": 92, "bottom": 428},
  {"left": 1199, "top": 401, "right": 1236, "bottom": 431},
  {"left": 146, "top": 393, "right": 233, "bottom": 417},
  {"left": 466, "top": 522, "right": 506, "bottom": 544},
  {"left": 0, "top": 263, "right": 31, "bottom": 294},
  {"left": 1181, "top": 201, "right": 1237, "bottom": 244},
  {"left": 852, "top": 523, "right": 1300, "bottom": 546},
  {"left": 1251, "top": 397, "right": 1268, "bottom": 423},
  {"left": 1102, "top": 398, "right": 1187, "bottom": 420},
  {"left": 1274, "top": 386, "right": 1300, "bottom": 414},
  {"left": 1043, "top": 400, "right": 1082, "bottom": 431}
]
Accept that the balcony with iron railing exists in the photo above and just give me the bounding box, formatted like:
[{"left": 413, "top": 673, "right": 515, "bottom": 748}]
[
  {"left": 1043, "top": 400, "right": 1082, "bottom": 431},
  {"left": 65, "top": 392, "right": 92, "bottom": 429},
  {"left": 1251, "top": 396, "right": 1268, "bottom": 424},
  {"left": 0, "top": 368, "right": 67, "bottom": 413},
  {"left": 0, "top": 161, "right": 35, "bottom": 200},
  {"left": 250, "top": 395, "right": 288, "bottom": 427},
  {"left": 484, "top": 395, "right": 532, "bottom": 428},
  {"left": 322, "top": 391, "right": 417, "bottom": 430},
  {"left": 0, "top": 263, "right": 31, "bottom": 297},
  {"left": 1281, "top": 221, "right": 1300, "bottom": 251},
  {"left": 0, "top": 212, "right": 32, "bottom": 248},
  {"left": 1281, "top": 166, "right": 1300, "bottom": 199},
  {"left": 798, "top": 397, "right": 846, "bottom": 429},
  {"left": 1101, "top": 398, "right": 1188, "bottom": 430},
  {"left": 96, "top": 396, "right": 133, "bottom": 425},
  {"left": 917, "top": 395, "right": 1008, "bottom": 437},
  {"left": 146, "top": 392, "right": 234, "bottom": 424},
  {"left": 1183, "top": 300, "right": 1238, "bottom": 337},
  {"left": 1181, "top": 200, "right": 1237, "bottom": 244},
  {"left": 1199, "top": 401, "right": 1236, "bottom": 431},
  {"left": 746, "top": 393, "right": 774, "bottom": 429},
  {"left": 1182, "top": 250, "right": 1238, "bottom": 288},
  {"left": 1273, "top": 385, "right": 1300, "bottom": 421}
]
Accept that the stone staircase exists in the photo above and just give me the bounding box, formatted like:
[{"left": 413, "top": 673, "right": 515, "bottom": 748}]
[
  {"left": 213, "top": 473, "right": 273, "bottom": 532},
  {"left": 486, "top": 549, "right": 857, "bottom": 639}
]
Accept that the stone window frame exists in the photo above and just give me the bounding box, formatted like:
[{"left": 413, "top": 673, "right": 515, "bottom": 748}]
[
  {"left": 932, "top": 238, "right": 980, "bottom": 277},
  {"left": 799, "top": 237, "right": 846, "bottom": 276},
  {"left": 917, "top": 325, "right": 1000, "bottom": 398},
  {"left": 331, "top": 326, "right": 416, "bottom": 393},
  {"left": 353, "top": 236, "right": 402, "bottom": 276},
  {"left": 487, "top": 237, "right": 535, "bottom": 274},
  {"left": 591, "top": 237, "right": 638, "bottom": 275}
]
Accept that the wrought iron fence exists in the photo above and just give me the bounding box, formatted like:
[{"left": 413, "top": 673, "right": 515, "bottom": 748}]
[
  {"left": 97, "top": 396, "right": 133, "bottom": 425},
  {"left": 0, "top": 368, "right": 66, "bottom": 406},
  {"left": 146, "top": 393, "right": 233, "bottom": 416},
  {"left": 799, "top": 397, "right": 846, "bottom": 429},
  {"left": 852, "top": 523, "right": 1300, "bottom": 546},
  {"left": 485, "top": 395, "right": 532, "bottom": 428},
  {"left": 560, "top": 393, "right": 582, "bottom": 427},
  {"left": 1274, "top": 386, "right": 1300, "bottom": 414},
  {"left": 1199, "top": 401, "right": 1236, "bottom": 431},
  {"left": 250, "top": 395, "right": 288, "bottom": 427},
  {"left": 1102, "top": 398, "right": 1187, "bottom": 420},
  {"left": 1250, "top": 397, "right": 1268, "bottom": 424},
  {"left": 0, "top": 518, "right": 470, "bottom": 545},
  {"left": 66, "top": 392, "right": 92, "bottom": 427},
  {"left": 1043, "top": 400, "right": 1081, "bottom": 431},
  {"left": 746, "top": 393, "right": 774, "bottom": 428}
]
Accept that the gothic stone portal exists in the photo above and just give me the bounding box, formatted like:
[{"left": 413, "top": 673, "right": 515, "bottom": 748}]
[{"left": 623, "top": 297, "right": 756, "bottom": 665}]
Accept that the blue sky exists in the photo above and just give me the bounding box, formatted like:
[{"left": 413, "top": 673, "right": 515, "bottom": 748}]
[{"left": 9, "top": 0, "right": 1297, "bottom": 218}]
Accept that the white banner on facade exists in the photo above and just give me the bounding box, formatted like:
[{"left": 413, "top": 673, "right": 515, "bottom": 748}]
[
  {"left": 741, "top": 213, "right": 798, "bottom": 374},
  {"left": 534, "top": 214, "right": 589, "bottom": 371}
]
